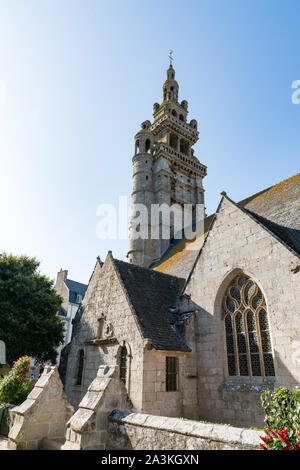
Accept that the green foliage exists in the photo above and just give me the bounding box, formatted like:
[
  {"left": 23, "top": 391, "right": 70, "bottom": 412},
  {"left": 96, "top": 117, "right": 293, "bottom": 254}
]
[
  {"left": 260, "top": 387, "right": 300, "bottom": 450},
  {"left": 0, "top": 253, "right": 64, "bottom": 365},
  {"left": 0, "top": 356, "right": 34, "bottom": 405}
]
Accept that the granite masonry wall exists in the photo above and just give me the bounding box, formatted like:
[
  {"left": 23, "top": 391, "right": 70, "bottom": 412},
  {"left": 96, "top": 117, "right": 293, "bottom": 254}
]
[
  {"left": 141, "top": 315, "right": 199, "bottom": 419},
  {"left": 63, "top": 365, "right": 130, "bottom": 450},
  {"left": 8, "top": 366, "right": 74, "bottom": 450}
]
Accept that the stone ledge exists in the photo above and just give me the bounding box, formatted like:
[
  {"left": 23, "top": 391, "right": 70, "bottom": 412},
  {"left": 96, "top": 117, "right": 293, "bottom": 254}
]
[
  {"left": 108, "top": 410, "right": 261, "bottom": 448},
  {"left": 219, "top": 376, "right": 276, "bottom": 393}
]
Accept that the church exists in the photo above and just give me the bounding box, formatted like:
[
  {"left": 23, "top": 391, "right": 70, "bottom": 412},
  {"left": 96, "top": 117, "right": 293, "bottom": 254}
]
[{"left": 61, "top": 62, "right": 300, "bottom": 429}]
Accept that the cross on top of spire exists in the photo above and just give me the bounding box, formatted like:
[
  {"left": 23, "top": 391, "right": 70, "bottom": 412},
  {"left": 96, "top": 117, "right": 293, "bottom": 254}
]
[{"left": 168, "top": 50, "right": 174, "bottom": 66}]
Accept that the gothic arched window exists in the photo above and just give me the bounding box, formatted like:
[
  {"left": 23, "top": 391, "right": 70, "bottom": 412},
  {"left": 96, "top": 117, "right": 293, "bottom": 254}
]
[
  {"left": 76, "top": 349, "right": 84, "bottom": 385},
  {"left": 223, "top": 274, "right": 275, "bottom": 377}
]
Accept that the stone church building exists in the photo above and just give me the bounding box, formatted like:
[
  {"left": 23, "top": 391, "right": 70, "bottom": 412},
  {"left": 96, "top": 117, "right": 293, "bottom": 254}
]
[{"left": 61, "top": 63, "right": 300, "bottom": 428}]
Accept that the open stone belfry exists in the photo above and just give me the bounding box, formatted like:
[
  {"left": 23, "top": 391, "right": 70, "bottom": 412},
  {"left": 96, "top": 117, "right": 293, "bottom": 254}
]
[{"left": 127, "top": 63, "right": 207, "bottom": 268}]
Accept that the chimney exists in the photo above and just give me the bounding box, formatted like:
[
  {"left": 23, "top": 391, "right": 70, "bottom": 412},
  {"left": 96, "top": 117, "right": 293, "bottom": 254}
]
[{"left": 57, "top": 268, "right": 68, "bottom": 284}]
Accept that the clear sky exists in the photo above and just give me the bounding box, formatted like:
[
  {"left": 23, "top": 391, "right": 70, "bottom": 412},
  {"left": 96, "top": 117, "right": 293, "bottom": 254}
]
[{"left": 0, "top": 0, "right": 299, "bottom": 284}]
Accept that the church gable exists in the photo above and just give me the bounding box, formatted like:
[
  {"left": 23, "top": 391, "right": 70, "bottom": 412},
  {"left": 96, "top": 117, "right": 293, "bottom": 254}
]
[
  {"left": 64, "top": 252, "right": 146, "bottom": 408},
  {"left": 182, "top": 193, "right": 300, "bottom": 427},
  {"left": 153, "top": 172, "right": 300, "bottom": 278},
  {"left": 71, "top": 252, "right": 144, "bottom": 348},
  {"left": 185, "top": 193, "right": 300, "bottom": 293}
]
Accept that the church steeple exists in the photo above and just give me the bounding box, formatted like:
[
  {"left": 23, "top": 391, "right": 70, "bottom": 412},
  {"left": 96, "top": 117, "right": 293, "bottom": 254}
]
[
  {"left": 127, "top": 60, "right": 207, "bottom": 268},
  {"left": 163, "top": 64, "right": 179, "bottom": 102}
]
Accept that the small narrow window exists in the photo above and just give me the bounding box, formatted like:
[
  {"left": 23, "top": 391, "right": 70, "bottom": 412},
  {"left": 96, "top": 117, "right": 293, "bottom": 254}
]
[
  {"left": 76, "top": 349, "right": 84, "bottom": 385},
  {"left": 166, "top": 357, "right": 178, "bottom": 391},
  {"left": 120, "top": 346, "right": 127, "bottom": 384}
]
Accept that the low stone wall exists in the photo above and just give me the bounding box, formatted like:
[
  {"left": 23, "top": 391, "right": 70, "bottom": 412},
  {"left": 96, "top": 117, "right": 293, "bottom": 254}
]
[
  {"left": 108, "top": 410, "right": 262, "bottom": 450},
  {"left": 8, "top": 366, "right": 74, "bottom": 450},
  {"left": 62, "top": 365, "right": 131, "bottom": 450}
]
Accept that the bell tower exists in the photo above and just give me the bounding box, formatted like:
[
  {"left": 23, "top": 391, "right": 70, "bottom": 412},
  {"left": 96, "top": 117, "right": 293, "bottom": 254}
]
[{"left": 127, "top": 61, "right": 207, "bottom": 268}]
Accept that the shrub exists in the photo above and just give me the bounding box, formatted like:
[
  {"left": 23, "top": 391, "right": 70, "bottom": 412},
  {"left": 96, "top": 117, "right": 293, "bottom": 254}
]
[
  {"left": 0, "top": 356, "right": 34, "bottom": 406},
  {"left": 260, "top": 387, "right": 300, "bottom": 450}
]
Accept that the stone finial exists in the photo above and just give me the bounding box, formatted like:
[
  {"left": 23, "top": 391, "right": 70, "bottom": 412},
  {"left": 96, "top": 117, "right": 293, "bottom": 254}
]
[{"left": 220, "top": 191, "right": 227, "bottom": 197}]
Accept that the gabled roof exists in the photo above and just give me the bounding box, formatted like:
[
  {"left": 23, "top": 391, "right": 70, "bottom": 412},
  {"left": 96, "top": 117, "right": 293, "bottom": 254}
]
[
  {"left": 154, "top": 173, "right": 300, "bottom": 276},
  {"left": 112, "top": 258, "right": 190, "bottom": 352},
  {"left": 65, "top": 278, "right": 88, "bottom": 304},
  {"left": 244, "top": 209, "right": 300, "bottom": 257}
]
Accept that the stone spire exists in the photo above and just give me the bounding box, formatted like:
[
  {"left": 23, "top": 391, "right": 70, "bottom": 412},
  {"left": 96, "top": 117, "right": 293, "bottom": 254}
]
[{"left": 163, "top": 64, "right": 179, "bottom": 102}]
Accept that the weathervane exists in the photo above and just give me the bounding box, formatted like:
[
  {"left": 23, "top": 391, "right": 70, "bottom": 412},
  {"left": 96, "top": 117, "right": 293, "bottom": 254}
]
[{"left": 168, "top": 50, "right": 174, "bottom": 66}]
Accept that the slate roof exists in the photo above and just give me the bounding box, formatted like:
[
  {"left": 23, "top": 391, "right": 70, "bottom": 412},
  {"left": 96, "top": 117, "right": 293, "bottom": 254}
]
[
  {"left": 154, "top": 173, "right": 300, "bottom": 277},
  {"left": 112, "top": 258, "right": 190, "bottom": 352},
  {"left": 65, "top": 279, "right": 88, "bottom": 304}
]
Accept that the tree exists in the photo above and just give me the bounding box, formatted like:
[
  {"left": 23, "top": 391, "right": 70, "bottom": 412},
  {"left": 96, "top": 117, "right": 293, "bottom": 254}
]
[{"left": 0, "top": 253, "right": 64, "bottom": 365}]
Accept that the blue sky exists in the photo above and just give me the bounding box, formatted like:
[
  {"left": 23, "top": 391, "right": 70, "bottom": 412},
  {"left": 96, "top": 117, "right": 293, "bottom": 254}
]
[{"left": 0, "top": 0, "right": 299, "bottom": 284}]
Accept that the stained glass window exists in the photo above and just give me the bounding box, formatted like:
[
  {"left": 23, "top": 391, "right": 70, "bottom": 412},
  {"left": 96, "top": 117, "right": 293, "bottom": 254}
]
[
  {"left": 223, "top": 274, "right": 275, "bottom": 377},
  {"left": 259, "top": 310, "right": 275, "bottom": 376},
  {"left": 225, "top": 314, "right": 236, "bottom": 375}
]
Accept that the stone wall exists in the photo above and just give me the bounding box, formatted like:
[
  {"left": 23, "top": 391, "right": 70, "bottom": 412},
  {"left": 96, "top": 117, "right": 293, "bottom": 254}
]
[
  {"left": 62, "top": 365, "right": 130, "bottom": 450},
  {"left": 141, "top": 315, "right": 198, "bottom": 419},
  {"left": 107, "top": 410, "right": 262, "bottom": 450},
  {"left": 8, "top": 366, "right": 74, "bottom": 450},
  {"left": 185, "top": 195, "right": 300, "bottom": 428}
]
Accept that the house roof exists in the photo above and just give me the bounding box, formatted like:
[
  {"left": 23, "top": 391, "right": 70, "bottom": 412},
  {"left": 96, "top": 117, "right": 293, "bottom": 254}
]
[
  {"left": 112, "top": 258, "right": 190, "bottom": 352},
  {"left": 65, "top": 279, "right": 88, "bottom": 304},
  {"left": 153, "top": 173, "right": 300, "bottom": 277}
]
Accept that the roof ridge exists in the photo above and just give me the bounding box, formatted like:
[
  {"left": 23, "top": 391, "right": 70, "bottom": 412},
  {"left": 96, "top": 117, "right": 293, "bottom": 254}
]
[
  {"left": 114, "top": 258, "right": 186, "bottom": 283},
  {"left": 66, "top": 278, "right": 87, "bottom": 287},
  {"left": 238, "top": 172, "right": 300, "bottom": 207}
]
